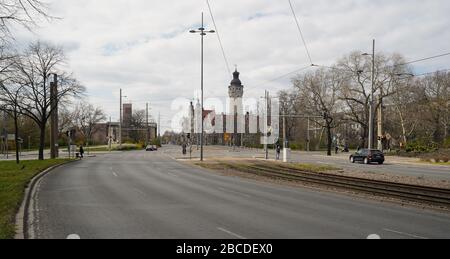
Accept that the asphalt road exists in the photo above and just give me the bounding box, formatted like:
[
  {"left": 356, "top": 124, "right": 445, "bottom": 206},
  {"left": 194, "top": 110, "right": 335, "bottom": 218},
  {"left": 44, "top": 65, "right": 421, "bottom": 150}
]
[{"left": 32, "top": 148, "right": 450, "bottom": 239}]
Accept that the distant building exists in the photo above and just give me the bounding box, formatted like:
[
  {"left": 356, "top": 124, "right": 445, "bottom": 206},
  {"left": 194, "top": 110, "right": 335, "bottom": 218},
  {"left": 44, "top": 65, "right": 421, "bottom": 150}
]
[
  {"left": 83, "top": 102, "right": 158, "bottom": 145},
  {"left": 123, "top": 103, "right": 132, "bottom": 128},
  {"left": 184, "top": 68, "right": 261, "bottom": 147}
]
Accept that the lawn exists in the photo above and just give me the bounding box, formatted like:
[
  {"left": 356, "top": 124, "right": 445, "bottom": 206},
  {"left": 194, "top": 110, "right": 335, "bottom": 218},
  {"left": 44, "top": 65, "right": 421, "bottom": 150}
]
[
  {"left": 0, "top": 159, "right": 71, "bottom": 239},
  {"left": 87, "top": 144, "right": 143, "bottom": 152}
]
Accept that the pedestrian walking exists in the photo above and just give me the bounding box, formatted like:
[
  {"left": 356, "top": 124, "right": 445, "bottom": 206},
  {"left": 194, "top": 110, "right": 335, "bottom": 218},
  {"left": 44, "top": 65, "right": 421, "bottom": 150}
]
[
  {"left": 79, "top": 145, "right": 84, "bottom": 159},
  {"left": 276, "top": 143, "right": 281, "bottom": 160},
  {"left": 182, "top": 143, "right": 187, "bottom": 155}
]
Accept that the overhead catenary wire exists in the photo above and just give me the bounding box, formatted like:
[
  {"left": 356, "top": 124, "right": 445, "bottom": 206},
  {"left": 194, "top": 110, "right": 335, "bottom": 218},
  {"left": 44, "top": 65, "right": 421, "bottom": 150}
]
[
  {"left": 206, "top": 0, "right": 232, "bottom": 77},
  {"left": 393, "top": 52, "right": 450, "bottom": 68},
  {"left": 245, "top": 64, "right": 314, "bottom": 91},
  {"left": 288, "top": 0, "right": 313, "bottom": 65}
]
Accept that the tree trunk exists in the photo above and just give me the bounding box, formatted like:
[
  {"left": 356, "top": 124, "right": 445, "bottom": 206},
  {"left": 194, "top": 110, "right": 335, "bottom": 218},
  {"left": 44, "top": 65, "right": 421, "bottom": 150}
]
[
  {"left": 327, "top": 124, "right": 332, "bottom": 156},
  {"left": 14, "top": 109, "right": 20, "bottom": 164},
  {"left": 434, "top": 115, "right": 443, "bottom": 143},
  {"left": 38, "top": 123, "right": 46, "bottom": 160},
  {"left": 360, "top": 126, "right": 367, "bottom": 149}
]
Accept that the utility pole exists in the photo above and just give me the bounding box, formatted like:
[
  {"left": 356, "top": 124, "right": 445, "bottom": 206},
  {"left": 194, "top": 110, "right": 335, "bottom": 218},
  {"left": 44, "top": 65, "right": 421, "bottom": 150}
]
[
  {"left": 368, "top": 39, "right": 376, "bottom": 150},
  {"left": 265, "top": 90, "right": 269, "bottom": 160},
  {"left": 190, "top": 12, "right": 215, "bottom": 162},
  {"left": 108, "top": 117, "right": 112, "bottom": 152},
  {"left": 283, "top": 113, "right": 288, "bottom": 162},
  {"left": 377, "top": 93, "right": 383, "bottom": 151},
  {"left": 119, "top": 89, "right": 123, "bottom": 149},
  {"left": 50, "top": 74, "right": 59, "bottom": 159},
  {"left": 146, "top": 102, "right": 149, "bottom": 146},
  {"left": 1, "top": 111, "right": 6, "bottom": 157},
  {"left": 158, "top": 112, "right": 161, "bottom": 139},
  {"left": 307, "top": 117, "right": 311, "bottom": 152}
]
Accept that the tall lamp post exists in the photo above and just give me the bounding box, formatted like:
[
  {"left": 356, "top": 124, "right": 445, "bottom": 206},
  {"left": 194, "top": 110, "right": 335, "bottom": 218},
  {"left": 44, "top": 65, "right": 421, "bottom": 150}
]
[
  {"left": 119, "top": 89, "right": 127, "bottom": 149},
  {"left": 190, "top": 12, "right": 215, "bottom": 162},
  {"left": 362, "top": 39, "right": 376, "bottom": 150}
]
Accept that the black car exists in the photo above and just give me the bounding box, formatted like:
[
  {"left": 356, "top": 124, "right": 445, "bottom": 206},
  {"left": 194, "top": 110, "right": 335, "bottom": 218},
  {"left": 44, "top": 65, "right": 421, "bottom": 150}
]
[
  {"left": 146, "top": 145, "right": 158, "bottom": 151},
  {"left": 350, "top": 149, "right": 385, "bottom": 164}
]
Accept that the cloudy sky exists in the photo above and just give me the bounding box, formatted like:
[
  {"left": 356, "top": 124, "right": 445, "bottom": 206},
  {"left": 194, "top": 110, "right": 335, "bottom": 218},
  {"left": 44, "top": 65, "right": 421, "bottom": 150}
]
[{"left": 14, "top": 0, "right": 450, "bottom": 132}]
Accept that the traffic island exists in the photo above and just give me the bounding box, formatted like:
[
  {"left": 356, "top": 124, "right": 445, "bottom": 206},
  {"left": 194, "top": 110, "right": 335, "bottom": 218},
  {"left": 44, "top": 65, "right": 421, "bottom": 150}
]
[{"left": 0, "top": 159, "right": 72, "bottom": 239}]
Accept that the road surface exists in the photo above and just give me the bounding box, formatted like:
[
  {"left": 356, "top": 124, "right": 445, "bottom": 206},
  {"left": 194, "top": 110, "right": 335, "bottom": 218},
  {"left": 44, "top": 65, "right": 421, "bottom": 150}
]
[{"left": 32, "top": 148, "right": 450, "bottom": 239}]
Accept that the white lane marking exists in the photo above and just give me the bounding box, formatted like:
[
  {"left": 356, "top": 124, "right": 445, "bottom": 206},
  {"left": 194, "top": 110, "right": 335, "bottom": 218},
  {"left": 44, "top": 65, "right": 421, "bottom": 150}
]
[
  {"left": 218, "top": 187, "right": 251, "bottom": 198},
  {"left": 67, "top": 234, "right": 81, "bottom": 239},
  {"left": 134, "top": 188, "right": 146, "bottom": 196},
  {"left": 168, "top": 172, "right": 178, "bottom": 177},
  {"left": 383, "top": 228, "right": 428, "bottom": 239},
  {"left": 367, "top": 234, "right": 381, "bottom": 239},
  {"left": 217, "top": 227, "right": 247, "bottom": 240}
]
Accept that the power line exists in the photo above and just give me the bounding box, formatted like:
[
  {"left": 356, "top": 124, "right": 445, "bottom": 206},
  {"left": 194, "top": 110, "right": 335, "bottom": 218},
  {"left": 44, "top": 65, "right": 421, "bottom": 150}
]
[
  {"left": 394, "top": 52, "right": 450, "bottom": 67},
  {"left": 206, "top": 0, "right": 232, "bottom": 77},
  {"left": 288, "top": 0, "right": 313, "bottom": 65},
  {"left": 246, "top": 64, "right": 314, "bottom": 90}
]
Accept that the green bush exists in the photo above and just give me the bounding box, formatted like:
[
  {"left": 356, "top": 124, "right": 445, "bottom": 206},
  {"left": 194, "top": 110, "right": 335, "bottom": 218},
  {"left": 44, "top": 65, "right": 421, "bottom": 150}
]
[
  {"left": 151, "top": 138, "right": 162, "bottom": 147},
  {"left": 444, "top": 137, "right": 450, "bottom": 149},
  {"left": 117, "top": 144, "right": 143, "bottom": 151},
  {"left": 290, "top": 143, "right": 304, "bottom": 151},
  {"left": 405, "top": 140, "right": 438, "bottom": 153}
]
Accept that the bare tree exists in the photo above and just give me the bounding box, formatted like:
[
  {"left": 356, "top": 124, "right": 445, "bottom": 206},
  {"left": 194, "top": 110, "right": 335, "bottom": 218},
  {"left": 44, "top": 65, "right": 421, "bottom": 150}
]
[
  {"left": 73, "top": 102, "right": 106, "bottom": 148},
  {"left": 0, "top": 85, "right": 24, "bottom": 163},
  {"left": 420, "top": 71, "right": 450, "bottom": 143},
  {"left": 0, "top": 0, "right": 52, "bottom": 40},
  {"left": 0, "top": 46, "right": 23, "bottom": 163},
  {"left": 13, "top": 41, "right": 85, "bottom": 160},
  {"left": 129, "top": 109, "right": 147, "bottom": 143},
  {"left": 278, "top": 90, "right": 302, "bottom": 143},
  {"left": 293, "top": 69, "right": 343, "bottom": 156},
  {"left": 336, "top": 52, "right": 410, "bottom": 148}
]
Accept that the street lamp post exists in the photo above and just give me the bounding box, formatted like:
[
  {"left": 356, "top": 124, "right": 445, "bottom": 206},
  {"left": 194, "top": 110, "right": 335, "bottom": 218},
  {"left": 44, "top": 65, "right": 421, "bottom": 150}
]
[
  {"left": 363, "top": 39, "right": 376, "bottom": 150},
  {"left": 119, "top": 89, "right": 127, "bottom": 149},
  {"left": 190, "top": 12, "right": 215, "bottom": 162}
]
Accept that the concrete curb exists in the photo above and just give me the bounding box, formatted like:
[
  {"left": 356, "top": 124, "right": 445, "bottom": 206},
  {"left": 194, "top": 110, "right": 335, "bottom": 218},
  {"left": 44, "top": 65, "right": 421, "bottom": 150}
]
[{"left": 14, "top": 160, "right": 79, "bottom": 240}]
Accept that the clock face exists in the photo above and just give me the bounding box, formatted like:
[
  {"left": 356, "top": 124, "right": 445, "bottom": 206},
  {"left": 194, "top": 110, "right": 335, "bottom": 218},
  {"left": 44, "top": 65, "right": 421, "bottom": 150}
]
[{"left": 229, "top": 86, "right": 243, "bottom": 98}]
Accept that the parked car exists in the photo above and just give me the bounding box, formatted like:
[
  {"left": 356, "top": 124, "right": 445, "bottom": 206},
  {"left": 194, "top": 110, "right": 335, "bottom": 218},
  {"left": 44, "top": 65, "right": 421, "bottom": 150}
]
[
  {"left": 350, "top": 149, "right": 385, "bottom": 164},
  {"left": 146, "top": 145, "right": 158, "bottom": 151}
]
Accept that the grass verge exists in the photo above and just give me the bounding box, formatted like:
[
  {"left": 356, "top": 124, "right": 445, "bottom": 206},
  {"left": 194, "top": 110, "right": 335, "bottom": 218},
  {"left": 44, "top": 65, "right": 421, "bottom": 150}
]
[
  {"left": 0, "top": 159, "right": 71, "bottom": 239},
  {"left": 194, "top": 160, "right": 339, "bottom": 174},
  {"left": 87, "top": 144, "right": 143, "bottom": 152}
]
